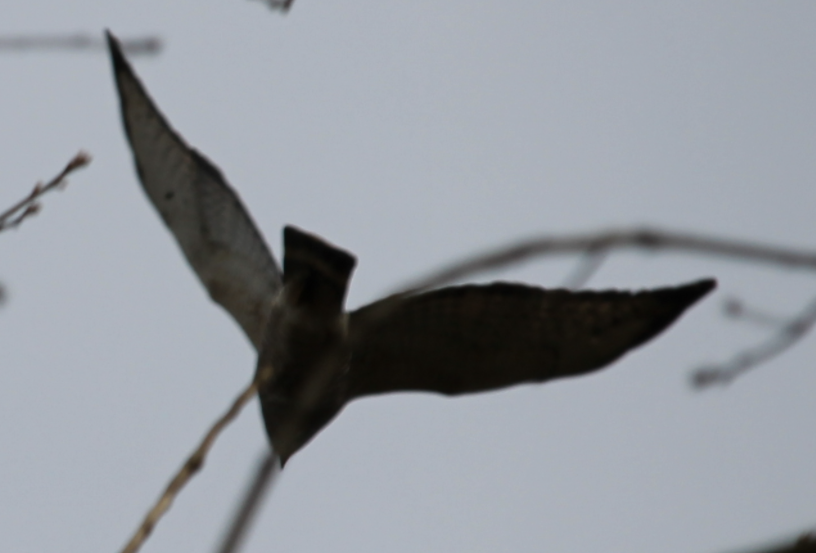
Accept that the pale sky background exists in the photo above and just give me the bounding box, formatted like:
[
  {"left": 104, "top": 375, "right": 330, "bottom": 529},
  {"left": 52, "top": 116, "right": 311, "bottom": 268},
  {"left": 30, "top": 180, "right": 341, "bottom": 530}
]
[{"left": 1, "top": 2, "right": 816, "bottom": 553}]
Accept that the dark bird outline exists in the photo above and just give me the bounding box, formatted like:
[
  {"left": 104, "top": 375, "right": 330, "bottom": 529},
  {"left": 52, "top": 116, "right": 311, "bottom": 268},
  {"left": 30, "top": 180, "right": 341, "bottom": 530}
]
[{"left": 107, "top": 31, "right": 715, "bottom": 466}]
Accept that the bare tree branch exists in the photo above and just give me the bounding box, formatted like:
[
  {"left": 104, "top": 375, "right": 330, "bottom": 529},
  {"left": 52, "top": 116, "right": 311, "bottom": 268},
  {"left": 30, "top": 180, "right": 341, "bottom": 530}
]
[
  {"left": 727, "top": 531, "right": 816, "bottom": 553},
  {"left": 767, "top": 533, "right": 816, "bottom": 553},
  {"left": 562, "top": 246, "right": 610, "bottom": 289},
  {"left": 0, "top": 34, "right": 161, "bottom": 56},
  {"left": 213, "top": 452, "right": 279, "bottom": 553},
  {"left": 119, "top": 378, "right": 260, "bottom": 553},
  {"left": 394, "top": 228, "right": 816, "bottom": 295},
  {"left": 0, "top": 152, "right": 91, "bottom": 234},
  {"left": 722, "top": 297, "right": 786, "bottom": 327},
  {"left": 692, "top": 295, "right": 816, "bottom": 388}
]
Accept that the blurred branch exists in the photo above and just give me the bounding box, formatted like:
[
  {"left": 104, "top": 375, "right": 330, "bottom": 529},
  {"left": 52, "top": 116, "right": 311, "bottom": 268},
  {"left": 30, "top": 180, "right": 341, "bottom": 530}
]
[
  {"left": 213, "top": 452, "right": 279, "bottom": 553},
  {"left": 722, "top": 297, "right": 786, "bottom": 327},
  {"left": 691, "top": 295, "right": 816, "bottom": 388},
  {"left": 253, "top": 0, "right": 294, "bottom": 12},
  {"left": 0, "top": 34, "right": 161, "bottom": 56},
  {"left": 763, "top": 533, "right": 816, "bottom": 553},
  {"left": 120, "top": 377, "right": 260, "bottom": 553},
  {"left": 727, "top": 531, "right": 816, "bottom": 553},
  {"left": 0, "top": 152, "right": 90, "bottom": 233},
  {"left": 562, "top": 246, "right": 610, "bottom": 289},
  {"left": 395, "top": 228, "right": 816, "bottom": 294}
]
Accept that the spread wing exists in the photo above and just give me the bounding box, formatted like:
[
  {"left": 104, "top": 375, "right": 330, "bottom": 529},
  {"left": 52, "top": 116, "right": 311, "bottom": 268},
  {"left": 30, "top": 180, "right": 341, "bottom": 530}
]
[
  {"left": 107, "top": 31, "right": 282, "bottom": 350},
  {"left": 346, "top": 279, "right": 715, "bottom": 398}
]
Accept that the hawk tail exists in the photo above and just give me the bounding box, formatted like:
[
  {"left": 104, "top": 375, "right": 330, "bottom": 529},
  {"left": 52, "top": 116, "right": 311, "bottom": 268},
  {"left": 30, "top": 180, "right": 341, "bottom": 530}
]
[{"left": 282, "top": 226, "right": 356, "bottom": 313}]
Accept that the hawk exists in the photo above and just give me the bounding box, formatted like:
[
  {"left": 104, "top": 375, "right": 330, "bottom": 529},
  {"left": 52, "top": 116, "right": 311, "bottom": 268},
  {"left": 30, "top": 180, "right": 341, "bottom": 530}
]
[{"left": 107, "top": 32, "right": 715, "bottom": 466}]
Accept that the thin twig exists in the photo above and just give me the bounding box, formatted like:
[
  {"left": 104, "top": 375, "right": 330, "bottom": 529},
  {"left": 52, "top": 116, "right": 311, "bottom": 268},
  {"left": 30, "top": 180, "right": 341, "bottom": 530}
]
[
  {"left": 213, "top": 452, "right": 279, "bottom": 553},
  {"left": 562, "top": 246, "right": 610, "bottom": 289},
  {"left": 119, "top": 378, "right": 260, "bottom": 553},
  {"left": 394, "top": 228, "right": 816, "bottom": 294},
  {"left": 722, "top": 297, "right": 786, "bottom": 327},
  {"left": 691, "top": 295, "right": 816, "bottom": 389},
  {"left": 0, "top": 152, "right": 91, "bottom": 233},
  {"left": 0, "top": 34, "right": 162, "bottom": 56}
]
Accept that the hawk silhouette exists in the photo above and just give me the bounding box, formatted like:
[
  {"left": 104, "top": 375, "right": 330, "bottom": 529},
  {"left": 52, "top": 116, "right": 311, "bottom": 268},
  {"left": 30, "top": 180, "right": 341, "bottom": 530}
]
[{"left": 107, "top": 32, "right": 715, "bottom": 465}]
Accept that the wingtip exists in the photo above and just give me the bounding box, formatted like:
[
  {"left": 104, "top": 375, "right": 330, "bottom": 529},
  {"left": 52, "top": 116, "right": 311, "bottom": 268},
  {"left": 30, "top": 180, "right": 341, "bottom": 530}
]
[
  {"left": 640, "top": 278, "right": 716, "bottom": 334},
  {"left": 105, "top": 29, "right": 129, "bottom": 72},
  {"left": 603, "top": 278, "right": 717, "bottom": 361},
  {"left": 674, "top": 278, "right": 717, "bottom": 307}
]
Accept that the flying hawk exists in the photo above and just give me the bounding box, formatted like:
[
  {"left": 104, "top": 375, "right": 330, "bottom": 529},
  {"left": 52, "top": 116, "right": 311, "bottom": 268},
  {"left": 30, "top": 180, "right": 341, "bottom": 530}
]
[{"left": 107, "top": 32, "right": 715, "bottom": 466}]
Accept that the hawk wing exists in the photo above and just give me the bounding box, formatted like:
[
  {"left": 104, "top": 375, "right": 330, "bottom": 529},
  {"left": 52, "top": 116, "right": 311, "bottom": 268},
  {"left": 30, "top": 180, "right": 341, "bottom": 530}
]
[
  {"left": 107, "top": 31, "right": 282, "bottom": 350},
  {"left": 346, "top": 279, "right": 715, "bottom": 398}
]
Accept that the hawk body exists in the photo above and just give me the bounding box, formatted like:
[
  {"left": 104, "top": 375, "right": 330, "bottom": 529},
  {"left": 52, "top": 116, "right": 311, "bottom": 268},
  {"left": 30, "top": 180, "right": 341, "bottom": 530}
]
[
  {"left": 108, "top": 32, "right": 716, "bottom": 466},
  {"left": 257, "top": 227, "right": 356, "bottom": 464}
]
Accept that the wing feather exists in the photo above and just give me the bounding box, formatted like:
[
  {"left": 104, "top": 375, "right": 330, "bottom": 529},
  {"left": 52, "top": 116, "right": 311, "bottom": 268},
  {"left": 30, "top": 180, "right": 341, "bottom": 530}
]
[
  {"left": 346, "top": 279, "right": 715, "bottom": 398},
  {"left": 107, "top": 31, "right": 281, "bottom": 349}
]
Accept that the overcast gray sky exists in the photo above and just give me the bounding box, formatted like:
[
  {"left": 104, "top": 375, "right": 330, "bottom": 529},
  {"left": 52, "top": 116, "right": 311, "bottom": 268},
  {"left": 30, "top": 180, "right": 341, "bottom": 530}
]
[{"left": 2, "top": 2, "right": 816, "bottom": 553}]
